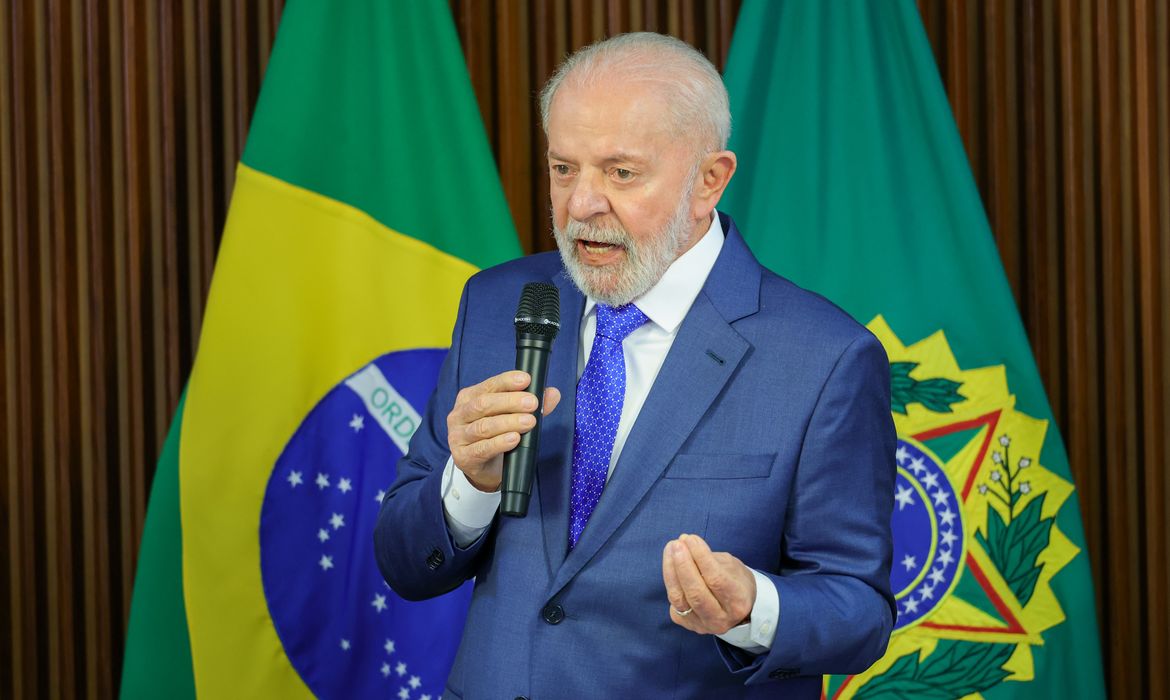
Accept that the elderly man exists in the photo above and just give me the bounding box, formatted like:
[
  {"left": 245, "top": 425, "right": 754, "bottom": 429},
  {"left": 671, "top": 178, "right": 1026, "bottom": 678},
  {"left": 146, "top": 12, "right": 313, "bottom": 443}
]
[{"left": 375, "top": 32, "right": 896, "bottom": 698}]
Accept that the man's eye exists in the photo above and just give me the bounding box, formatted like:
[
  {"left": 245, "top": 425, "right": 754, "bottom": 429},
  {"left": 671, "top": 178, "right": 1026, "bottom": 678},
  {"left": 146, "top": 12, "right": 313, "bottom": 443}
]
[
  {"left": 552, "top": 164, "right": 572, "bottom": 176},
  {"left": 614, "top": 168, "right": 634, "bottom": 181}
]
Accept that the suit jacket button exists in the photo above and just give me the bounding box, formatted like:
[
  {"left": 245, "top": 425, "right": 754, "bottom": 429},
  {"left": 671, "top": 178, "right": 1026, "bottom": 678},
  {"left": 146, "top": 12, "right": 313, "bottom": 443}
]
[
  {"left": 541, "top": 603, "right": 565, "bottom": 624},
  {"left": 426, "top": 548, "right": 444, "bottom": 570}
]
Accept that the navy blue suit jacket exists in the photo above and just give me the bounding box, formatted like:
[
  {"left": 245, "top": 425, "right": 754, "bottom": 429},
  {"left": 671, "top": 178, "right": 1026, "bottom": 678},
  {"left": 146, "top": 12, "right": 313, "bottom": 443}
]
[{"left": 375, "top": 215, "right": 896, "bottom": 698}]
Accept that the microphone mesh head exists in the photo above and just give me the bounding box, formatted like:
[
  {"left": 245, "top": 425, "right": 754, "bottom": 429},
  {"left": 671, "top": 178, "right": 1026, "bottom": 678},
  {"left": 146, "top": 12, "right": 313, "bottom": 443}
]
[{"left": 514, "top": 282, "right": 560, "bottom": 338}]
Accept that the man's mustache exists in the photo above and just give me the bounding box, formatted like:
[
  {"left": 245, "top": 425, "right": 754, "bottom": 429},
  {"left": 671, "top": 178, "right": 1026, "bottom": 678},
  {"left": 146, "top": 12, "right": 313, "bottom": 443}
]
[{"left": 559, "top": 220, "right": 632, "bottom": 247}]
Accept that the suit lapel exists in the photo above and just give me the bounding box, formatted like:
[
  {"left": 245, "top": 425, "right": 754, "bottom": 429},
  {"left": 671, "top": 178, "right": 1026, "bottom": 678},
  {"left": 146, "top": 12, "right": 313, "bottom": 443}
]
[{"left": 535, "top": 271, "right": 584, "bottom": 575}]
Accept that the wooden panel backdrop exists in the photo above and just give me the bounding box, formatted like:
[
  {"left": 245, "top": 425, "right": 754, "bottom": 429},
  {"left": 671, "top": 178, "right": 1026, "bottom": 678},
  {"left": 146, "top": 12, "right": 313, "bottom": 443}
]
[{"left": 0, "top": 1, "right": 1165, "bottom": 697}]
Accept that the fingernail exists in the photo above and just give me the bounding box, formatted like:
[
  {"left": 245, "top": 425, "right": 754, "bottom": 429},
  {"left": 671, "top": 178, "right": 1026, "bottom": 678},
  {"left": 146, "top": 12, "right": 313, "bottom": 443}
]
[
  {"left": 514, "top": 372, "right": 528, "bottom": 385},
  {"left": 523, "top": 395, "right": 538, "bottom": 410},
  {"left": 520, "top": 414, "right": 536, "bottom": 427}
]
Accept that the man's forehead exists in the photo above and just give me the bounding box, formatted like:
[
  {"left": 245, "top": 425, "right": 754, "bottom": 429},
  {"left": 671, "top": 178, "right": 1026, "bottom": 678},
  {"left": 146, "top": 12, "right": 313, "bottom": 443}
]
[{"left": 547, "top": 81, "right": 676, "bottom": 157}]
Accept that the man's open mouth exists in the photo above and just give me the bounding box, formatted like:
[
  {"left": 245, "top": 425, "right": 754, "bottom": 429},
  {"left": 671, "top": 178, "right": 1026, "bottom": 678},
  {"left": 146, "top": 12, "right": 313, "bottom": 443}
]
[{"left": 578, "top": 239, "right": 622, "bottom": 253}]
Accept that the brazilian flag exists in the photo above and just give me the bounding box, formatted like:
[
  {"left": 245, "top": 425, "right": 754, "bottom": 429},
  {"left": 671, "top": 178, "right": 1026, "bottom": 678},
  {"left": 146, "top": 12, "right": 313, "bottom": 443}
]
[
  {"left": 120, "top": 2, "right": 518, "bottom": 697},
  {"left": 722, "top": 1, "right": 1105, "bottom": 698}
]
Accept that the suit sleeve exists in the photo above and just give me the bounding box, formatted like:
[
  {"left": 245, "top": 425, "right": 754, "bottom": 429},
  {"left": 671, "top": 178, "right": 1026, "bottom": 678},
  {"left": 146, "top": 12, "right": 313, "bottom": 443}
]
[
  {"left": 373, "top": 279, "right": 494, "bottom": 601},
  {"left": 719, "top": 331, "right": 897, "bottom": 683}
]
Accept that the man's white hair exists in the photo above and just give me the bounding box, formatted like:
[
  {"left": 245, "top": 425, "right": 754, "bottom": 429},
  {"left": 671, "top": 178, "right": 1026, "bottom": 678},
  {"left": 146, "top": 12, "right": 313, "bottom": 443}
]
[{"left": 539, "top": 32, "right": 731, "bottom": 156}]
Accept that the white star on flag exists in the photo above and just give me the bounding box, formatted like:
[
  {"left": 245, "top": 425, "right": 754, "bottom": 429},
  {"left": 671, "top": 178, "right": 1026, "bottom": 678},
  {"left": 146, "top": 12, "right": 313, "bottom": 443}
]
[
  {"left": 941, "top": 530, "right": 958, "bottom": 547},
  {"left": 350, "top": 414, "right": 365, "bottom": 432},
  {"left": 939, "top": 509, "right": 957, "bottom": 527},
  {"left": 287, "top": 471, "right": 303, "bottom": 487},
  {"left": 317, "top": 528, "right": 330, "bottom": 543},
  {"left": 921, "top": 471, "right": 940, "bottom": 489},
  {"left": 421, "top": 695, "right": 433, "bottom": 700},
  {"left": 896, "top": 446, "right": 909, "bottom": 464},
  {"left": 931, "top": 489, "right": 950, "bottom": 507},
  {"left": 396, "top": 661, "right": 407, "bottom": 676},
  {"left": 909, "top": 457, "right": 926, "bottom": 474},
  {"left": 398, "top": 688, "right": 410, "bottom": 700},
  {"left": 920, "top": 583, "right": 936, "bottom": 600},
  {"left": 903, "top": 598, "right": 920, "bottom": 614},
  {"left": 338, "top": 478, "right": 353, "bottom": 494},
  {"left": 372, "top": 594, "right": 387, "bottom": 613},
  {"left": 928, "top": 568, "right": 947, "bottom": 585},
  {"left": 319, "top": 555, "right": 334, "bottom": 571},
  {"left": 381, "top": 662, "right": 391, "bottom": 677},
  {"left": 384, "top": 639, "right": 396, "bottom": 654},
  {"left": 330, "top": 513, "right": 345, "bottom": 530},
  {"left": 901, "top": 554, "right": 917, "bottom": 571},
  {"left": 316, "top": 473, "right": 330, "bottom": 489},
  {"left": 938, "top": 549, "right": 955, "bottom": 566},
  {"left": 340, "top": 638, "right": 350, "bottom": 650},
  {"left": 894, "top": 485, "right": 915, "bottom": 510},
  {"left": 375, "top": 489, "right": 386, "bottom": 503},
  {"left": 409, "top": 676, "right": 422, "bottom": 689}
]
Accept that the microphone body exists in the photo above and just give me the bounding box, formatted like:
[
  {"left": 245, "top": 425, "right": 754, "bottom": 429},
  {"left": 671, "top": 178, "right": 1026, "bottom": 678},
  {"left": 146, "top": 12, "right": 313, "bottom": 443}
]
[{"left": 501, "top": 283, "right": 560, "bottom": 517}]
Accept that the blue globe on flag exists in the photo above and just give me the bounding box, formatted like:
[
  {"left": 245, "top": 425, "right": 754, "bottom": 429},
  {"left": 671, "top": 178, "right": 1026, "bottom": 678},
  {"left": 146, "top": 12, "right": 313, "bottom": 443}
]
[
  {"left": 890, "top": 439, "right": 965, "bottom": 631},
  {"left": 259, "top": 349, "right": 470, "bottom": 699}
]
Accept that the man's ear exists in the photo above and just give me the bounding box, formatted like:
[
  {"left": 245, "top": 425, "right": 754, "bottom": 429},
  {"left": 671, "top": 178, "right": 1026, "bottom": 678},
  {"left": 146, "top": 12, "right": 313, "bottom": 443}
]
[{"left": 691, "top": 150, "right": 738, "bottom": 218}]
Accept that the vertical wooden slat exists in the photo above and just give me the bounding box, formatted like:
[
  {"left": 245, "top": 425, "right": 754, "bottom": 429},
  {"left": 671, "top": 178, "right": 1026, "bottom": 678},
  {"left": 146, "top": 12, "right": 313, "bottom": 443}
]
[
  {"left": 1096, "top": 1, "right": 1140, "bottom": 696},
  {"left": 1, "top": 2, "right": 39, "bottom": 697},
  {"left": 984, "top": 0, "right": 1021, "bottom": 300},
  {"left": 717, "top": 0, "right": 735, "bottom": 66},
  {"left": 32, "top": 2, "right": 66, "bottom": 695},
  {"left": 216, "top": 3, "right": 236, "bottom": 211},
  {"left": 144, "top": 0, "right": 166, "bottom": 471},
  {"left": 456, "top": 0, "right": 496, "bottom": 146},
  {"left": 1160, "top": 1, "right": 1170, "bottom": 691},
  {"left": 73, "top": 0, "right": 110, "bottom": 693},
  {"left": 1132, "top": 2, "right": 1166, "bottom": 696},
  {"left": 496, "top": 0, "right": 533, "bottom": 252},
  {"left": 47, "top": 0, "right": 80, "bottom": 693},
  {"left": 194, "top": 0, "right": 215, "bottom": 337}
]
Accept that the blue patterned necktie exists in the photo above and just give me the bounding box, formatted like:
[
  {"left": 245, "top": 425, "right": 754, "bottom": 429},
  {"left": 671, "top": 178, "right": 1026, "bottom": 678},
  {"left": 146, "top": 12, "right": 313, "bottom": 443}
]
[{"left": 568, "top": 303, "right": 650, "bottom": 549}]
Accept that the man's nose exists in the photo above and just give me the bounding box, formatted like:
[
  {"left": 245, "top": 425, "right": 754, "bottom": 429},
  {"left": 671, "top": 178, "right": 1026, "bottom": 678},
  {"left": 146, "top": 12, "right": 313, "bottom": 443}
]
[{"left": 567, "top": 171, "right": 610, "bottom": 222}]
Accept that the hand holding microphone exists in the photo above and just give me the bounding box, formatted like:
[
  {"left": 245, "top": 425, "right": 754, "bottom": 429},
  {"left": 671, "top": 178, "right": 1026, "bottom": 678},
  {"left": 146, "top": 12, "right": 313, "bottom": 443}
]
[
  {"left": 446, "top": 371, "right": 560, "bottom": 492},
  {"left": 446, "top": 283, "right": 561, "bottom": 505}
]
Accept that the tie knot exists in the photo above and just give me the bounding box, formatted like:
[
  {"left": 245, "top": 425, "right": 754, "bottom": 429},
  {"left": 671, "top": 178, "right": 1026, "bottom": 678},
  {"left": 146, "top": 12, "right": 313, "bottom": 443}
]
[{"left": 595, "top": 303, "right": 649, "bottom": 343}]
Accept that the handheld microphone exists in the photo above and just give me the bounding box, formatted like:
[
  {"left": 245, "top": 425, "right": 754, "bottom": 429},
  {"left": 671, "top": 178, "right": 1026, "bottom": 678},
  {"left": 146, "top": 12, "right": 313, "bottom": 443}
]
[{"left": 501, "top": 282, "right": 560, "bottom": 517}]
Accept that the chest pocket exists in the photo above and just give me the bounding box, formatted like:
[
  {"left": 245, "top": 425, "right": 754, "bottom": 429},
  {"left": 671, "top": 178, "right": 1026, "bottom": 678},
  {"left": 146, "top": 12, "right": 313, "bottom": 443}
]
[{"left": 662, "top": 452, "right": 775, "bottom": 480}]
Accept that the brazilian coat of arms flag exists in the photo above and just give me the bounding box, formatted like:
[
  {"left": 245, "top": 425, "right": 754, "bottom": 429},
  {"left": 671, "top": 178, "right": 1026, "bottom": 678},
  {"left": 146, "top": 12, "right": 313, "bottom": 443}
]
[
  {"left": 119, "top": 1, "right": 520, "bottom": 698},
  {"left": 721, "top": 1, "right": 1106, "bottom": 698}
]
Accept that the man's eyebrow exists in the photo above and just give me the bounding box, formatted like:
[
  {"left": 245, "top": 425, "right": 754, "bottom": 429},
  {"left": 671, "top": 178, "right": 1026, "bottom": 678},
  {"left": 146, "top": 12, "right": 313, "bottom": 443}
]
[
  {"left": 601, "top": 152, "right": 649, "bottom": 166},
  {"left": 545, "top": 150, "right": 650, "bottom": 165}
]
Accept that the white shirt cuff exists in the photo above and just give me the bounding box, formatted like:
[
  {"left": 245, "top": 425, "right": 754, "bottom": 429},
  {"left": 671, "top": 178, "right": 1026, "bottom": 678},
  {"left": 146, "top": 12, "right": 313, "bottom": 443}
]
[
  {"left": 714, "top": 568, "right": 779, "bottom": 653},
  {"left": 440, "top": 456, "right": 501, "bottom": 548}
]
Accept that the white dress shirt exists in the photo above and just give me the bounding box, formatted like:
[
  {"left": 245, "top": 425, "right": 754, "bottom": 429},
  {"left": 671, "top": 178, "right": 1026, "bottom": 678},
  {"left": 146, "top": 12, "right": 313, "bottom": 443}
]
[{"left": 439, "top": 213, "right": 779, "bottom": 653}]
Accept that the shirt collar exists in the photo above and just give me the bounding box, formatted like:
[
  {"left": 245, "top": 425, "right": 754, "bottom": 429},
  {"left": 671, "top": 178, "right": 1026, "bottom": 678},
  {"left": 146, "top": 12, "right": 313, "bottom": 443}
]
[{"left": 583, "top": 213, "right": 725, "bottom": 333}]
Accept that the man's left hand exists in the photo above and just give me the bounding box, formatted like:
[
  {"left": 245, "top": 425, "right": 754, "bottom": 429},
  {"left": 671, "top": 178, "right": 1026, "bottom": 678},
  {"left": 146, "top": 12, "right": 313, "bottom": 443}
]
[{"left": 662, "top": 533, "right": 756, "bottom": 635}]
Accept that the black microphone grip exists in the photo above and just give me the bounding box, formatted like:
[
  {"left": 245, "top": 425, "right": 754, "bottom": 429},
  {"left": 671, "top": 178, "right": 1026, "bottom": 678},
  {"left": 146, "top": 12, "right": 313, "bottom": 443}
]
[{"left": 500, "top": 332, "right": 554, "bottom": 516}]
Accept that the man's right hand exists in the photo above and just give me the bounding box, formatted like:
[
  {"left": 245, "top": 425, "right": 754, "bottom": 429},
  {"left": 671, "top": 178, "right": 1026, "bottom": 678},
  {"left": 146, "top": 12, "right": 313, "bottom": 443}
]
[{"left": 447, "top": 370, "right": 561, "bottom": 492}]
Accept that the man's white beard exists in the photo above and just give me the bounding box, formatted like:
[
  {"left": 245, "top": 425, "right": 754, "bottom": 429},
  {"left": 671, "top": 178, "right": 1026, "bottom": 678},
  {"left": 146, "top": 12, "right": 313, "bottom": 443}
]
[{"left": 553, "top": 192, "right": 695, "bottom": 307}]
